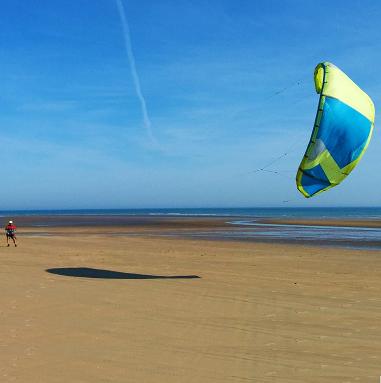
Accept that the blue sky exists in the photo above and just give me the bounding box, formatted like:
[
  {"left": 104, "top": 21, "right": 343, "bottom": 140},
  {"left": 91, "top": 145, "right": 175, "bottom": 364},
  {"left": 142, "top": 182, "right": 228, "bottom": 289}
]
[{"left": 1, "top": 0, "right": 381, "bottom": 209}]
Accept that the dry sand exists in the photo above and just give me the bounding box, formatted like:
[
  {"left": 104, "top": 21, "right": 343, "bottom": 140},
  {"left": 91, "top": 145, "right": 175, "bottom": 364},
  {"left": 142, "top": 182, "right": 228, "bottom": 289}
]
[{"left": 1, "top": 219, "right": 381, "bottom": 382}]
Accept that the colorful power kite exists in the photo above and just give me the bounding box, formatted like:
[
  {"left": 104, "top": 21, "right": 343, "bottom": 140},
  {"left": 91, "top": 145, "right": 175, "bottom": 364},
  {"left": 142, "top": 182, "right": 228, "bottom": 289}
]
[{"left": 296, "top": 62, "right": 375, "bottom": 198}]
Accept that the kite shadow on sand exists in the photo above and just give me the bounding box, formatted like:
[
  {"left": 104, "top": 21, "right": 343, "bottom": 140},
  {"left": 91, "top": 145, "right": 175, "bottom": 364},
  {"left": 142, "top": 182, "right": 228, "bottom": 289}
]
[{"left": 46, "top": 267, "right": 200, "bottom": 280}]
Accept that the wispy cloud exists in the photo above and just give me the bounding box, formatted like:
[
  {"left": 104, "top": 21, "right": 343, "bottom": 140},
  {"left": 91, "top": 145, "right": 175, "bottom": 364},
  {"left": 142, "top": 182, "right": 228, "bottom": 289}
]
[{"left": 115, "top": 0, "right": 154, "bottom": 142}]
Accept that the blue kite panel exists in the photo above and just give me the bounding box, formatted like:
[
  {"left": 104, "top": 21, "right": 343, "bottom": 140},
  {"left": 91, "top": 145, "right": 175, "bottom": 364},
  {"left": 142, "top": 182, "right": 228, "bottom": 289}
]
[
  {"left": 317, "top": 97, "right": 372, "bottom": 169},
  {"left": 301, "top": 164, "right": 331, "bottom": 196}
]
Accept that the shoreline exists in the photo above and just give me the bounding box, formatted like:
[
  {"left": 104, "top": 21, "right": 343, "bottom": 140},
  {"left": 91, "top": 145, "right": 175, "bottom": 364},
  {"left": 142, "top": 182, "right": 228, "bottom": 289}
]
[
  {"left": 6, "top": 213, "right": 381, "bottom": 228},
  {"left": 5, "top": 215, "right": 381, "bottom": 251}
]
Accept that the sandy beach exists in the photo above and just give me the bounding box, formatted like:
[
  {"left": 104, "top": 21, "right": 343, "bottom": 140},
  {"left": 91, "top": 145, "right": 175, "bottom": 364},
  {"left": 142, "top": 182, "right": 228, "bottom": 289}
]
[{"left": 1, "top": 217, "right": 381, "bottom": 382}]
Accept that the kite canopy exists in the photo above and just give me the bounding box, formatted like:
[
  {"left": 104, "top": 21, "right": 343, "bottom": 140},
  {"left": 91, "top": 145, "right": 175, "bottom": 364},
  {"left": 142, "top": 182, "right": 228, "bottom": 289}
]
[{"left": 296, "top": 62, "right": 375, "bottom": 198}]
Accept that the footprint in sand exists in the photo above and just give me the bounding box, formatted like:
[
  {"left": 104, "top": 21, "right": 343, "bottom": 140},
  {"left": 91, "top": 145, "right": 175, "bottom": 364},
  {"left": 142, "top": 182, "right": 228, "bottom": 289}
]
[
  {"left": 10, "top": 329, "right": 17, "bottom": 338},
  {"left": 11, "top": 357, "right": 19, "bottom": 367}
]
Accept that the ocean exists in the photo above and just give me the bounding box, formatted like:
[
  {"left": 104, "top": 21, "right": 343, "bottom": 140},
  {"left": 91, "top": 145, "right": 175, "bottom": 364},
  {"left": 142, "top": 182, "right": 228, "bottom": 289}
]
[
  {"left": 2, "top": 207, "right": 381, "bottom": 250},
  {"left": 1, "top": 206, "right": 381, "bottom": 220}
]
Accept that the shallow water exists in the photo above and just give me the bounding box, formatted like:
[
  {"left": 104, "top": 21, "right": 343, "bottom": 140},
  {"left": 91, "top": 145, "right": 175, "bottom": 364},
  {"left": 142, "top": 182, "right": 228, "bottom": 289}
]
[{"left": 189, "top": 221, "right": 381, "bottom": 250}]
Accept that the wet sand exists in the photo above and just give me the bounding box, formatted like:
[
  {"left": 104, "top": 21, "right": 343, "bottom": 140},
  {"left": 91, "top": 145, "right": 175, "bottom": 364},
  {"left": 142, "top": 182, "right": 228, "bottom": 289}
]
[
  {"left": 1, "top": 217, "right": 381, "bottom": 382},
  {"left": 9, "top": 213, "right": 381, "bottom": 231},
  {"left": 262, "top": 218, "right": 381, "bottom": 228}
]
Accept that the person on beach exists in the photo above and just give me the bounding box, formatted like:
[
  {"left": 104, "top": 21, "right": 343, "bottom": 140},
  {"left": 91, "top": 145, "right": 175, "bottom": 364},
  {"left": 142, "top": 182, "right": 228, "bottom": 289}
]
[{"left": 5, "top": 220, "right": 17, "bottom": 247}]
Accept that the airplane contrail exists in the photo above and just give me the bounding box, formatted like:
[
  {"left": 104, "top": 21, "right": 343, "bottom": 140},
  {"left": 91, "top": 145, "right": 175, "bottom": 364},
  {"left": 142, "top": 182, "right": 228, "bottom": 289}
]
[{"left": 116, "top": 0, "right": 154, "bottom": 141}]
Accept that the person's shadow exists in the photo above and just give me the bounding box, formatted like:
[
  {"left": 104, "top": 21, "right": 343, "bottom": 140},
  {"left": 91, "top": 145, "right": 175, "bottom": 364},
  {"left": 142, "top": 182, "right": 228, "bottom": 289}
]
[{"left": 46, "top": 267, "right": 200, "bottom": 280}]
